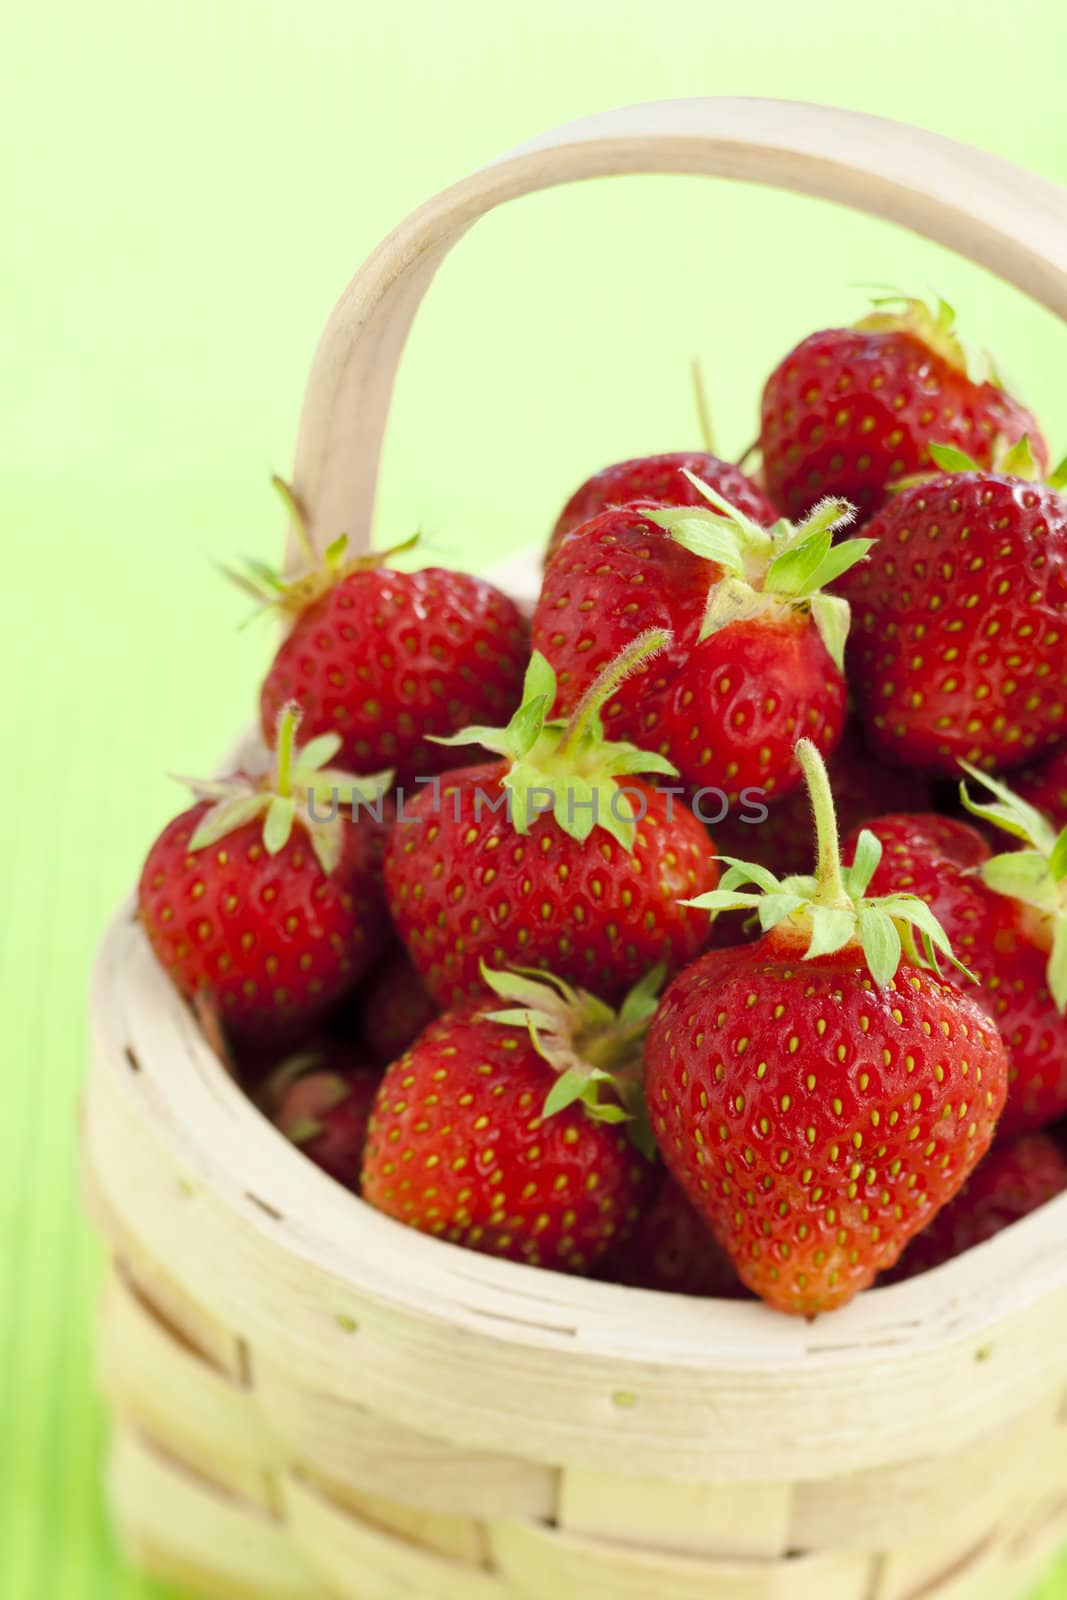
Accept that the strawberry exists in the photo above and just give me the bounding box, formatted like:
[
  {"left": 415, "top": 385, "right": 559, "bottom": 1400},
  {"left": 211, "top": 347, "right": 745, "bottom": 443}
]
[
  {"left": 237, "top": 478, "right": 529, "bottom": 787},
  {"left": 760, "top": 295, "right": 1046, "bottom": 520},
  {"left": 599, "top": 1175, "right": 747, "bottom": 1298},
  {"left": 361, "top": 967, "right": 661, "bottom": 1271},
  {"left": 1012, "top": 742, "right": 1067, "bottom": 830},
  {"left": 644, "top": 738, "right": 1008, "bottom": 1315},
  {"left": 842, "top": 812, "right": 997, "bottom": 965},
  {"left": 384, "top": 634, "right": 716, "bottom": 1007},
  {"left": 839, "top": 443, "right": 1067, "bottom": 774},
  {"left": 533, "top": 476, "right": 872, "bottom": 805},
  {"left": 546, "top": 450, "right": 778, "bottom": 566},
  {"left": 139, "top": 706, "right": 392, "bottom": 1043},
  {"left": 358, "top": 947, "right": 438, "bottom": 1064},
  {"left": 887, "top": 1132, "right": 1067, "bottom": 1281},
  {"left": 978, "top": 949, "right": 1067, "bottom": 1139},
  {"left": 844, "top": 773, "right": 1067, "bottom": 1138},
  {"left": 265, "top": 1047, "right": 382, "bottom": 1191},
  {"left": 708, "top": 718, "right": 933, "bottom": 882},
  {"left": 960, "top": 767, "right": 1067, "bottom": 1134}
]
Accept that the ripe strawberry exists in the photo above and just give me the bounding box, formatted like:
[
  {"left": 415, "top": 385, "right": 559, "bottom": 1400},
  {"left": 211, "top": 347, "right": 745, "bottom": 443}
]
[
  {"left": 887, "top": 1132, "right": 1067, "bottom": 1281},
  {"left": 709, "top": 718, "right": 933, "bottom": 882},
  {"left": 844, "top": 775, "right": 1067, "bottom": 1138},
  {"left": 384, "top": 635, "right": 716, "bottom": 1007},
  {"left": 534, "top": 476, "right": 872, "bottom": 804},
  {"left": 644, "top": 738, "right": 1008, "bottom": 1315},
  {"left": 839, "top": 445, "right": 1067, "bottom": 774},
  {"left": 546, "top": 450, "right": 778, "bottom": 566},
  {"left": 139, "top": 706, "right": 392, "bottom": 1043},
  {"left": 358, "top": 947, "right": 438, "bottom": 1064},
  {"left": 237, "top": 478, "right": 528, "bottom": 786},
  {"left": 599, "top": 1175, "right": 747, "bottom": 1298},
  {"left": 1013, "top": 742, "right": 1067, "bottom": 830},
  {"left": 961, "top": 767, "right": 1067, "bottom": 1134},
  {"left": 964, "top": 948, "right": 1067, "bottom": 1139},
  {"left": 265, "top": 1047, "right": 382, "bottom": 1191},
  {"left": 760, "top": 295, "right": 1046, "bottom": 519},
  {"left": 361, "top": 968, "right": 661, "bottom": 1271},
  {"left": 842, "top": 812, "right": 996, "bottom": 964}
]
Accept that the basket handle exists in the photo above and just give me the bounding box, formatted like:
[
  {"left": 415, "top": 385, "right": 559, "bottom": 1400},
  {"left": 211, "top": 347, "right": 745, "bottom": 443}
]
[{"left": 287, "top": 96, "right": 1067, "bottom": 564}]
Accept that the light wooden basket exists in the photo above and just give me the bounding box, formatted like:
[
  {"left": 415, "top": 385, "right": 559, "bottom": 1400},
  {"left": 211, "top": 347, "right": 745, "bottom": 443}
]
[{"left": 85, "top": 98, "right": 1067, "bottom": 1600}]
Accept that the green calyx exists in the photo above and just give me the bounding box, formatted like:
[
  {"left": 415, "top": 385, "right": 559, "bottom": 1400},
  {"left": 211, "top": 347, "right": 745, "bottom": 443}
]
[
  {"left": 685, "top": 739, "right": 972, "bottom": 988},
  {"left": 255, "top": 1047, "right": 336, "bottom": 1120},
  {"left": 432, "top": 632, "right": 679, "bottom": 852},
  {"left": 184, "top": 703, "right": 393, "bottom": 875},
  {"left": 223, "top": 475, "right": 420, "bottom": 620},
  {"left": 480, "top": 962, "right": 663, "bottom": 1150},
  {"left": 279, "top": 1071, "right": 350, "bottom": 1145},
  {"left": 645, "top": 473, "right": 870, "bottom": 672},
  {"left": 921, "top": 436, "right": 1067, "bottom": 489},
  {"left": 854, "top": 292, "right": 971, "bottom": 375},
  {"left": 959, "top": 762, "right": 1067, "bottom": 1012}
]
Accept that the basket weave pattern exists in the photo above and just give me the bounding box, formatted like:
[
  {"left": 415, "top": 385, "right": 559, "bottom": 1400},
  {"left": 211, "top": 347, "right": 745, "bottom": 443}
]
[{"left": 85, "top": 98, "right": 1067, "bottom": 1600}]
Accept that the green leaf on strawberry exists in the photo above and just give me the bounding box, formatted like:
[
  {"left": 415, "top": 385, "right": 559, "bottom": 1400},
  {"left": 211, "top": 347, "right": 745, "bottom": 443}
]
[
  {"left": 855, "top": 293, "right": 971, "bottom": 377},
  {"left": 223, "top": 474, "right": 422, "bottom": 620},
  {"left": 960, "top": 761, "right": 1067, "bottom": 1010},
  {"left": 186, "top": 703, "right": 392, "bottom": 875},
  {"left": 645, "top": 472, "right": 871, "bottom": 671},
  {"left": 479, "top": 962, "right": 664, "bottom": 1150},
  {"left": 927, "top": 442, "right": 983, "bottom": 475},
  {"left": 685, "top": 739, "right": 973, "bottom": 988},
  {"left": 925, "top": 434, "right": 1054, "bottom": 485},
  {"left": 432, "top": 632, "right": 679, "bottom": 852}
]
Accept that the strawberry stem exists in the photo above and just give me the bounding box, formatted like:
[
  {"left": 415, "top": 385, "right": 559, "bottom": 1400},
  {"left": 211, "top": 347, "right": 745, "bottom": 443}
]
[
  {"left": 274, "top": 702, "right": 302, "bottom": 797},
  {"left": 581, "top": 1014, "right": 650, "bottom": 1072},
  {"left": 690, "top": 358, "right": 715, "bottom": 455},
  {"left": 556, "top": 629, "right": 670, "bottom": 759},
  {"left": 796, "top": 738, "right": 849, "bottom": 909},
  {"left": 272, "top": 474, "right": 317, "bottom": 568}
]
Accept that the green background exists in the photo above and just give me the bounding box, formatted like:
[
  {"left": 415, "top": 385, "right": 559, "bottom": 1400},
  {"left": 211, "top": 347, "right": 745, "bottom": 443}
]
[{"left": 4, "top": 0, "right": 1067, "bottom": 1593}]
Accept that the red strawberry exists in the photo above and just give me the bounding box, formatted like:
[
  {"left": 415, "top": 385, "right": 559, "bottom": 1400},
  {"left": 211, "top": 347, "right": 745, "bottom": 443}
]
[
  {"left": 358, "top": 947, "right": 438, "bottom": 1064},
  {"left": 644, "top": 739, "right": 1008, "bottom": 1315},
  {"left": 546, "top": 450, "right": 777, "bottom": 566},
  {"left": 534, "top": 477, "right": 872, "bottom": 804},
  {"left": 844, "top": 776, "right": 1067, "bottom": 1138},
  {"left": 266, "top": 1048, "right": 382, "bottom": 1191},
  {"left": 709, "top": 718, "right": 933, "bottom": 882},
  {"left": 843, "top": 812, "right": 997, "bottom": 966},
  {"left": 971, "top": 948, "right": 1067, "bottom": 1140},
  {"left": 384, "top": 634, "right": 716, "bottom": 1007},
  {"left": 139, "top": 706, "right": 392, "bottom": 1043},
  {"left": 238, "top": 478, "right": 528, "bottom": 786},
  {"left": 839, "top": 447, "right": 1067, "bottom": 774},
  {"left": 960, "top": 767, "right": 1067, "bottom": 1134},
  {"left": 599, "top": 1175, "right": 747, "bottom": 1298},
  {"left": 361, "top": 968, "right": 661, "bottom": 1271},
  {"left": 1013, "top": 742, "right": 1067, "bottom": 830},
  {"left": 760, "top": 296, "right": 1046, "bottom": 520},
  {"left": 887, "top": 1132, "right": 1067, "bottom": 1280}
]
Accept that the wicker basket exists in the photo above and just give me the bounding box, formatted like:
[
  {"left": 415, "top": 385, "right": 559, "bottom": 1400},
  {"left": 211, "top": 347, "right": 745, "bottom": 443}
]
[{"left": 85, "top": 98, "right": 1067, "bottom": 1600}]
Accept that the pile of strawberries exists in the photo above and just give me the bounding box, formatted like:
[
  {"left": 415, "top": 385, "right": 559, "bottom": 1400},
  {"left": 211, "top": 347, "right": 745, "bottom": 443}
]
[{"left": 138, "top": 295, "right": 1067, "bottom": 1317}]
